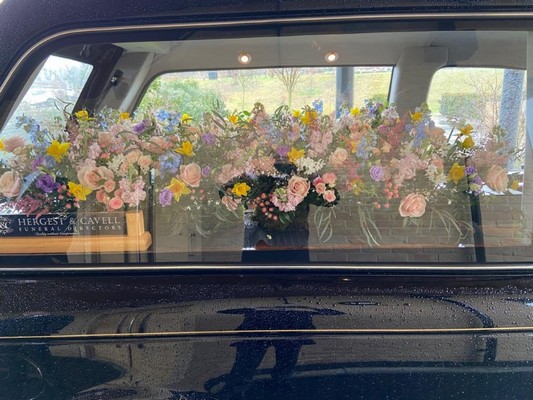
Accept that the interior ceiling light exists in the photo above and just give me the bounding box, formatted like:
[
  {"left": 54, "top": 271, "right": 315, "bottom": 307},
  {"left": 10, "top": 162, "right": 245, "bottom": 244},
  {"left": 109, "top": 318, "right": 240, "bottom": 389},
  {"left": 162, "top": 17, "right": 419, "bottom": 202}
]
[
  {"left": 237, "top": 52, "right": 252, "bottom": 65},
  {"left": 325, "top": 51, "right": 339, "bottom": 63}
]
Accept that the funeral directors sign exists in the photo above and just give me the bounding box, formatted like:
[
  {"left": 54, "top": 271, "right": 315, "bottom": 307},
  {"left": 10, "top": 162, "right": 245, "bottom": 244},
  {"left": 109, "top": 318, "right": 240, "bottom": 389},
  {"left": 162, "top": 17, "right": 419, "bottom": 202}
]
[{"left": 0, "top": 213, "right": 127, "bottom": 237}]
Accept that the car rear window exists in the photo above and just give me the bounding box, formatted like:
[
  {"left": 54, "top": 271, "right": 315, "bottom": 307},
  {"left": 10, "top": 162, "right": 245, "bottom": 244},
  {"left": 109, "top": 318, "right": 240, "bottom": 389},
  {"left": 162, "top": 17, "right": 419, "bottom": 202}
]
[{"left": 0, "top": 26, "right": 531, "bottom": 266}]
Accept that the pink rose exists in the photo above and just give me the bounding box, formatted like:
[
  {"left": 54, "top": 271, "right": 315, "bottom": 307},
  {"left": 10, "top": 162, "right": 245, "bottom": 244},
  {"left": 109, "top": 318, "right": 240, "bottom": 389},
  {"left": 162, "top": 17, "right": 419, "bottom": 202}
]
[
  {"left": 485, "top": 165, "right": 509, "bottom": 192},
  {"left": 3, "top": 136, "right": 25, "bottom": 152},
  {"left": 98, "top": 132, "right": 113, "bottom": 148},
  {"left": 95, "top": 189, "right": 110, "bottom": 204},
  {"left": 103, "top": 180, "right": 116, "bottom": 193},
  {"left": 314, "top": 181, "right": 326, "bottom": 194},
  {"left": 78, "top": 166, "right": 114, "bottom": 190},
  {"left": 108, "top": 196, "right": 124, "bottom": 210},
  {"left": 329, "top": 147, "right": 348, "bottom": 166},
  {"left": 322, "top": 172, "right": 337, "bottom": 185},
  {"left": 287, "top": 175, "right": 310, "bottom": 199},
  {"left": 0, "top": 170, "right": 21, "bottom": 197},
  {"left": 399, "top": 193, "right": 426, "bottom": 218},
  {"left": 323, "top": 189, "right": 336, "bottom": 203},
  {"left": 180, "top": 163, "right": 202, "bottom": 187}
]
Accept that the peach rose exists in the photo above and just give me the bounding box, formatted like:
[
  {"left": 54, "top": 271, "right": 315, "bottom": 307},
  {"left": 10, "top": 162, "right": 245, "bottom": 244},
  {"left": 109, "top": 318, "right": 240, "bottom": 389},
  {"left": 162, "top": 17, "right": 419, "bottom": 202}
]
[
  {"left": 314, "top": 182, "right": 326, "bottom": 194},
  {"left": 221, "top": 195, "right": 241, "bottom": 211},
  {"left": 180, "top": 163, "right": 202, "bottom": 187},
  {"left": 138, "top": 155, "right": 152, "bottom": 169},
  {"left": 103, "top": 180, "right": 116, "bottom": 193},
  {"left": 329, "top": 147, "right": 348, "bottom": 166},
  {"left": 125, "top": 149, "right": 142, "bottom": 164},
  {"left": 78, "top": 166, "right": 114, "bottom": 190},
  {"left": 95, "top": 189, "right": 110, "bottom": 204},
  {"left": 98, "top": 132, "right": 113, "bottom": 148},
  {"left": 485, "top": 165, "right": 509, "bottom": 192},
  {"left": 287, "top": 175, "right": 310, "bottom": 199},
  {"left": 3, "top": 136, "right": 25, "bottom": 152},
  {"left": 399, "top": 193, "right": 426, "bottom": 218},
  {"left": 0, "top": 170, "right": 21, "bottom": 197},
  {"left": 323, "top": 189, "right": 336, "bottom": 203}
]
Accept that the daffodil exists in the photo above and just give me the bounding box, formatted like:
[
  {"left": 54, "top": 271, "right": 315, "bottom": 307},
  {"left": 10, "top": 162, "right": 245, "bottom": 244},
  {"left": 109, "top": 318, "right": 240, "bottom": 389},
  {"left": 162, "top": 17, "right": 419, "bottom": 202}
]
[
  {"left": 350, "top": 107, "right": 360, "bottom": 116},
  {"left": 119, "top": 112, "right": 130, "bottom": 121},
  {"left": 175, "top": 141, "right": 194, "bottom": 156},
  {"left": 292, "top": 110, "right": 301, "bottom": 118},
  {"left": 68, "top": 182, "right": 92, "bottom": 201},
  {"left": 410, "top": 111, "right": 423, "bottom": 122},
  {"left": 511, "top": 179, "right": 520, "bottom": 191},
  {"left": 0, "top": 140, "right": 4, "bottom": 152},
  {"left": 47, "top": 140, "right": 70, "bottom": 162},
  {"left": 459, "top": 124, "right": 474, "bottom": 136},
  {"left": 74, "top": 110, "right": 91, "bottom": 121},
  {"left": 352, "top": 179, "right": 365, "bottom": 195},
  {"left": 232, "top": 182, "right": 251, "bottom": 197},
  {"left": 300, "top": 110, "right": 317, "bottom": 126},
  {"left": 448, "top": 162, "right": 465, "bottom": 184},
  {"left": 181, "top": 113, "right": 192, "bottom": 124},
  {"left": 228, "top": 114, "right": 239, "bottom": 125},
  {"left": 166, "top": 177, "right": 191, "bottom": 201},
  {"left": 461, "top": 136, "right": 475, "bottom": 149},
  {"left": 287, "top": 147, "right": 305, "bottom": 164}
]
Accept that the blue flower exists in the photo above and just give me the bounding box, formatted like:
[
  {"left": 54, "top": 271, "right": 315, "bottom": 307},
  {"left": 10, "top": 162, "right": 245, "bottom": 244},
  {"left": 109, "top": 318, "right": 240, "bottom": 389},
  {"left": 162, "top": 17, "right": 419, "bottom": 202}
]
[
  {"left": 158, "top": 152, "right": 182, "bottom": 176},
  {"left": 155, "top": 110, "right": 170, "bottom": 121},
  {"left": 312, "top": 99, "right": 324, "bottom": 113}
]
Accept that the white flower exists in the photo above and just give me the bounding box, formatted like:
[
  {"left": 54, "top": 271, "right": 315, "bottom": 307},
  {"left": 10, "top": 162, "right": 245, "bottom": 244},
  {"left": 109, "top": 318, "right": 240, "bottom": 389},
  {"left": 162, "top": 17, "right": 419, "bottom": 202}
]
[
  {"left": 295, "top": 157, "right": 325, "bottom": 176},
  {"left": 107, "top": 154, "right": 125, "bottom": 174}
]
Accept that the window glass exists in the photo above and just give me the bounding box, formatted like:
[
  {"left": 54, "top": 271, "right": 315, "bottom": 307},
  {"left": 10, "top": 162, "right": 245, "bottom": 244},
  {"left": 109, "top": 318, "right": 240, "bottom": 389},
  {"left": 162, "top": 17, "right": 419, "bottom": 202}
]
[
  {"left": 0, "top": 30, "right": 531, "bottom": 265},
  {"left": 2, "top": 56, "right": 92, "bottom": 136}
]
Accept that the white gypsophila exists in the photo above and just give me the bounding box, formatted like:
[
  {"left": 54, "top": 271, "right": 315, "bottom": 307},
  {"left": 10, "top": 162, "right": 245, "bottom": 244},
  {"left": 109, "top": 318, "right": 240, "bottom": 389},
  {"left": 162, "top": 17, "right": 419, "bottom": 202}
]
[
  {"left": 426, "top": 165, "right": 446, "bottom": 185},
  {"left": 107, "top": 154, "right": 125, "bottom": 174},
  {"left": 295, "top": 157, "right": 325, "bottom": 176}
]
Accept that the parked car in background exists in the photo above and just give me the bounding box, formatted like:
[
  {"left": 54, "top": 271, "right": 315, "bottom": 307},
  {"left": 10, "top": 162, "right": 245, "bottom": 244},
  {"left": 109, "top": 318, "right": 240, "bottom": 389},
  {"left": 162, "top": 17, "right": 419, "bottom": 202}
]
[{"left": 1, "top": 1, "right": 533, "bottom": 399}]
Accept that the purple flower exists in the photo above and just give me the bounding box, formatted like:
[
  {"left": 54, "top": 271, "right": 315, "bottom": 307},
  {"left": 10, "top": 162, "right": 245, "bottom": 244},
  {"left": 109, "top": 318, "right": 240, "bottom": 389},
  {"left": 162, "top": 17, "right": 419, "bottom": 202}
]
[
  {"left": 276, "top": 145, "right": 290, "bottom": 157},
  {"left": 465, "top": 166, "right": 477, "bottom": 175},
  {"left": 201, "top": 133, "right": 216, "bottom": 145},
  {"left": 201, "top": 166, "right": 211, "bottom": 177},
  {"left": 31, "top": 156, "right": 45, "bottom": 171},
  {"left": 369, "top": 165, "right": 384, "bottom": 182},
  {"left": 159, "top": 189, "right": 173, "bottom": 207},
  {"left": 133, "top": 120, "right": 148, "bottom": 134},
  {"left": 35, "top": 174, "right": 58, "bottom": 193}
]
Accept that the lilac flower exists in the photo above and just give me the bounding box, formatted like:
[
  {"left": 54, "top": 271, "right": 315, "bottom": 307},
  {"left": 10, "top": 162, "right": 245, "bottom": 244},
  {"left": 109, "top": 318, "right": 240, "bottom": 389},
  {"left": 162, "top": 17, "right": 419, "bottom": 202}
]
[
  {"left": 35, "top": 174, "right": 58, "bottom": 193},
  {"left": 201, "top": 166, "right": 212, "bottom": 177},
  {"left": 465, "top": 166, "right": 477, "bottom": 175},
  {"left": 276, "top": 145, "right": 290, "bottom": 157},
  {"left": 356, "top": 137, "right": 368, "bottom": 160},
  {"left": 201, "top": 133, "right": 216, "bottom": 145},
  {"left": 369, "top": 165, "right": 384, "bottom": 182},
  {"left": 159, "top": 189, "right": 173, "bottom": 207},
  {"left": 31, "top": 156, "right": 45, "bottom": 171}
]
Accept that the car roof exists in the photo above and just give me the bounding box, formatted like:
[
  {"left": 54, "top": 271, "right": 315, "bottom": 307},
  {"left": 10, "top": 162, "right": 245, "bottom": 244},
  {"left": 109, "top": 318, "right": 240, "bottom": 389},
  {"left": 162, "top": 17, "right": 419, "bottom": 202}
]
[{"left": 1, "top": 0, "right": 532, "bottom": 84}]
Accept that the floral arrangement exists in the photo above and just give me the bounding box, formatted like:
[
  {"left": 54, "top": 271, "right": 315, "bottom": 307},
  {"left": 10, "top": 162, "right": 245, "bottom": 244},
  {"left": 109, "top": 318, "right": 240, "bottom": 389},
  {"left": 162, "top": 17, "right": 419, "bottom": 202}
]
[{"left": 0, "top": 100, "right": 519, "bottom": 244}]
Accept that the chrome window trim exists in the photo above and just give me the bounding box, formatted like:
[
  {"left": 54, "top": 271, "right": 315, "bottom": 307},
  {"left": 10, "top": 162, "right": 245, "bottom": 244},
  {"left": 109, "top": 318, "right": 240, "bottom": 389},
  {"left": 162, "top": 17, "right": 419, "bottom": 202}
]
[
  {"left": 1, "top": 264, "right": 533, "bottom": 273},
  {"left": 1, "top": 11, "right": 533, "bottom": 96}
]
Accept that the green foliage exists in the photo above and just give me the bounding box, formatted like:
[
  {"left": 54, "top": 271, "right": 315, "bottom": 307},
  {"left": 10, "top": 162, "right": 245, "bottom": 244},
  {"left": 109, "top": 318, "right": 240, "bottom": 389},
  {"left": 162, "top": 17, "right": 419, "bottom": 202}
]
[
  {"left": 139, "top": 77, "right": 226, "bottom": 120},
  {"left": 439, "top": 93, "right": 482, "bottom": 121}
]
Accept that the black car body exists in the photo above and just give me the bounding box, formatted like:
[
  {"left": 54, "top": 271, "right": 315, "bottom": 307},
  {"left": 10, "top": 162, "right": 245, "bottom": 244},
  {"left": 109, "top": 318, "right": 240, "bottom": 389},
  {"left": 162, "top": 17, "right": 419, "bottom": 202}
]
[{"left": 2, "top": 1, "right": 533, "bottom": 399}]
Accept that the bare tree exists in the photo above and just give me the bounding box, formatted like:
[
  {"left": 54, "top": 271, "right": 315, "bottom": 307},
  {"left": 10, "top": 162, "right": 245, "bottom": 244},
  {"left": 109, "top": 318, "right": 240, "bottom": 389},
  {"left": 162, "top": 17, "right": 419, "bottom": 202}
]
[{"left": 271, "top": 68, "right": 303, "bottom": 109}]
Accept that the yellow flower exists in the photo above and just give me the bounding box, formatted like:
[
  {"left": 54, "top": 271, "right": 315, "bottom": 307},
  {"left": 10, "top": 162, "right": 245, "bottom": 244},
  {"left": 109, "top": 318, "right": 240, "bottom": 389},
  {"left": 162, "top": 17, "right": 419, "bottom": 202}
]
[
  {"left": 232, "top": 182, "right": 251, "bottom": 197},
  {"left": 447, "top": 162, "right": 465, "bottom": 184},
  {"left": 459, "top": 124, "right": 474, "bottom": 136},
  {"left": 74, "top": 110, "right": 90, "bottom": 121},
  {"left": 410, "top": 111, "right": 423, "bottom": 122},
  {"left": 300, "top": 110, "right": 317, "bottom": 125},
  {"left": 175, "top": 140, "right": 194, "bottom": 156},
  {"left": 350, "top": 107, "right": 360, "bottom": 116},
  {"left": 292, "top": 110, "right": 301, "bottom": 118},
  {"left": 461, "top": 136, "right": 475, "bottom": 149},
  {"left": 68, "top": 182, "right": 92, "bottom": 201},
  {"left": 119, "top": 112, "right": 130, "bottom": 121},
  {"left": 47, "top": 140, "right": 71, "bottom": 162},
  {"left": 228, "top": 114, "right": 239, "bottom": 125},
  {"left": 181, "top": 113, "right": 192, "bottom": 124},
  {"left": 287, "top": 147, "right": 305, "bottom": 164},
  {"left": 352, "top": 178, "right": 365, "bottom": 195},
  {"left": 167, "top": 177, "right": 191, "bottom": 201},
  {"left": 0, "top": 140, "right": 4, "bottom": 151},
  {"left": 511, "top": 179, "right": 520, "bottom": 191}
]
